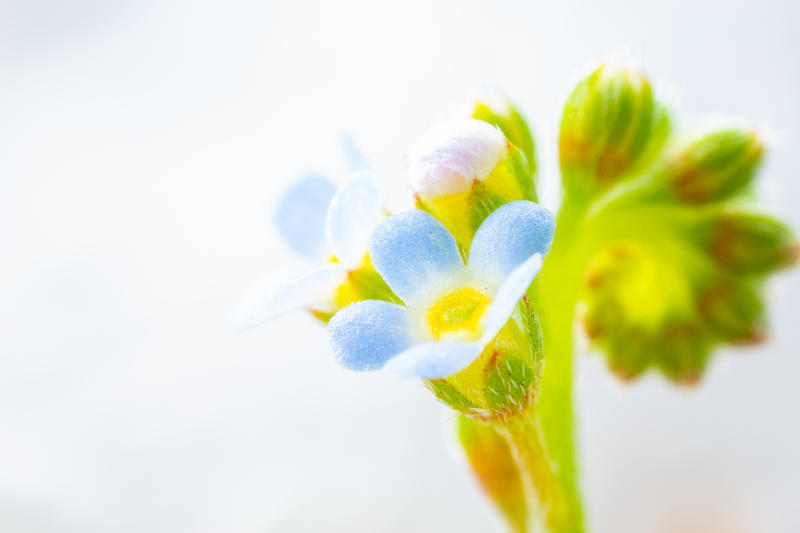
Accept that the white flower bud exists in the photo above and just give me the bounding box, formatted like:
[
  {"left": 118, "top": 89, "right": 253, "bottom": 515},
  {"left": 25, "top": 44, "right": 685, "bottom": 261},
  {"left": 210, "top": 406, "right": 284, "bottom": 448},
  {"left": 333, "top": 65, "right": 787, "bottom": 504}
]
[{"left": 408, "top": 118, "right": 506, "bottom": 200}]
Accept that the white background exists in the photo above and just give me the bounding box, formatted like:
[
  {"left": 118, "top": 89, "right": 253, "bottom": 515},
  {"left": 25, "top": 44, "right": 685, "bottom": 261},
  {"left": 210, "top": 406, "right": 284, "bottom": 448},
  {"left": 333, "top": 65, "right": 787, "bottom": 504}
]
[{"left": 1, "top": 1, "right": 798, "bottom": 531}]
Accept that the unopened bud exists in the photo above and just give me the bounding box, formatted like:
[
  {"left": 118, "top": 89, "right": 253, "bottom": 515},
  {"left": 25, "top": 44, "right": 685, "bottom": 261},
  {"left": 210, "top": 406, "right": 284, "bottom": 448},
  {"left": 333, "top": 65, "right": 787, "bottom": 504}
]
[
  {"left": 603, "top": 333, "right": 651, "bottom": 381},
  {"left": 582, "top": 298, "right": 622, "bottom": 341},
  {"left": 697, "top": 278, "right": 766, "bottom": 344},
  {"left": 667, "top": 128, "right": 764, "bottom": 204},
  {"left": 409, "top": 118, "right": 535, "bottom": 249},
  {"left": 707, "top": 211, "right": 798, "bottom": 275},
  {"left": 653, "top": 323, "right": 710, "bottom": 385},
  {"left": 409, "top": 118, "right": 506, "bottom": 200},
  {"left": 559, "top": 63, "right": 659, "bottom": 193}
]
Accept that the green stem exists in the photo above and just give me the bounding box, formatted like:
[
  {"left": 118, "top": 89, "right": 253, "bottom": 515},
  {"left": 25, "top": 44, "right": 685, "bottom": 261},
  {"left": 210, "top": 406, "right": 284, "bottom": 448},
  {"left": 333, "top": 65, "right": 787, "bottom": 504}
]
[
  {"left": 497, "top": 195, "right": 591, "bottom": 533},
  {"left": 496, "top": 408, "right": 570, "bottom": 532},
  {"left": 469, "top": 190, "right": 657, "bottom": 531},
  {"left": 476, "top": 182, "right": 717, "bottom": 531}
]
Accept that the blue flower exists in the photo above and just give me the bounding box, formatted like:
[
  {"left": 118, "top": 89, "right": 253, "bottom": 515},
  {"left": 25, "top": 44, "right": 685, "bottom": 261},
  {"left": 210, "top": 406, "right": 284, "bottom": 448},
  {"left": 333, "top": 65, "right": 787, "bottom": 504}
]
[
  {"left": 328, "top": 201, "right": 555, "bottom": 379},
  {"left": 234, "top": 164, "right": 386, "bottom": 329}
]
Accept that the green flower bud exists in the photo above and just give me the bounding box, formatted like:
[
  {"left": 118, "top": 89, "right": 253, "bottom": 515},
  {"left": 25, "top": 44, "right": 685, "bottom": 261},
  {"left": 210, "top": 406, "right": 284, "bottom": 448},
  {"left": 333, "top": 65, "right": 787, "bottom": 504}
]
[
  {"left": 608, "top": 333, "right": 653, "bottom": 381},
  {"left": 426, "top": 297, "right": 543, "bottom": 422},
  {"left": 652, "top": 323, "right": 711, "bottom": 385},
  {"left": 559, "top": 63, "right": 661, "bottom": 193},
  {"left": 697, "top": 278, "right": 766, "bottom": 344},
  {"left": 466, "top": 93, "right": 537, "bottom": 178},
  {"left": 667, "top": 128, "right": 764, "bottom": 204},
  {"left": 706, "top": 211, "right": 798, "bottom": 275}
]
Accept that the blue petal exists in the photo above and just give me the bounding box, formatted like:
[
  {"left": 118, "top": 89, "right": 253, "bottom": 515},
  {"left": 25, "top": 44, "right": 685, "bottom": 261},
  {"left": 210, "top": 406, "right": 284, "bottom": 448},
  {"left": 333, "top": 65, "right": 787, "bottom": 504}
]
[
  {"left": 328, "top": 300, "right": 417, "bottom": 371},
  {"left": 340, "top": 131, "right": 370, "bottom": 173},
  {"left": 326, "top": 172, "right": 382, "bottom": 268},
  {"left": 368, "top": 210, "right": 464, "bottom": 307},
  {"left": 479, "top": 253, "right": 542, "bottom": 345},
  {"left": 468, "top": 201, "right": 555, "bottom": 290},
  {"left": 383, "top": 341, "right": 483, "bottom": 379},
  {"left": 274, "top": 174, "right": 337, "bottom": 261},
  {"left": 233, "top": 265, "right": 347, "bottom": 331}
]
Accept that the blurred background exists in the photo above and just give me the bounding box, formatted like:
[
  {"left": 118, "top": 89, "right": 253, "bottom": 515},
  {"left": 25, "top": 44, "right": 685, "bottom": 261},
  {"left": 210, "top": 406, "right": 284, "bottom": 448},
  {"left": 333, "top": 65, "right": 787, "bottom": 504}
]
[{"left": 1, "top": 1, "right": 798, "bottom": 531}]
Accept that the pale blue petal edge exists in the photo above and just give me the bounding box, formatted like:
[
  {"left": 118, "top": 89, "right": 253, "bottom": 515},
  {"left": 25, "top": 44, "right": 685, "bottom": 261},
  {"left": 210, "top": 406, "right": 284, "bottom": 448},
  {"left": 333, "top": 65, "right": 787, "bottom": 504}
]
[
  {"left": 328, "top": 300, "right": 417, "bottom": 371},
  {"left": 326, "top": 172, "right": 382, "bottom": 268},
  {"left": 273, "top": 173, "right": 336, "bottom": 261},
  {"left": 382, "top": 341, "right": 484, "bottom": 379},
  {"left": 340, "top": 131, "right": 370, "bottom": 173},
  {"left": 233, "top": 264, "right": 347, "bottom": 331},
  {"left": 368, "top": 209, "right": 464, "bottom": 307},
  {"left": 468, "top": 201, "right": 555, "bottom": 289},
  {"left": 479, "top": 253, "right": 543, "bottom": 345}
]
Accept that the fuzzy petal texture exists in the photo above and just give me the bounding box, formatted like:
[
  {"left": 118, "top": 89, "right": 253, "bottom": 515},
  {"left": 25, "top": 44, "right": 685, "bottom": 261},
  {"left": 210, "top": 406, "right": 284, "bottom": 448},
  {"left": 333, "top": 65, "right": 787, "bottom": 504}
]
[
  {"left": 408, "top": 118, "right": 506, "bottom": 199},
  {"left": 369, "top": 210, "right": 464, "bottom": 307},
  {"left": 274, "top": 173, "right": 337, "bottom": 261},
  {"left": 326, "top": 172, "right": 383, "bottom": 268},
  {"left": 479, "top": 253, "right": 543, "bottom": 345},
  {"left": 233, "top": 264, "right": 347, "bottom": 331},
  {"left": 469, "top": 201, "right": 555, "bottom": 290},
  {"left": 383, "top": 341, "right": 484, "bottom": 379},
  {"left": 328, "top": 300, "right": 417, "bottom": 371},
  {"left": 384, "top": 254, "right": 544, "bottom": 378}
]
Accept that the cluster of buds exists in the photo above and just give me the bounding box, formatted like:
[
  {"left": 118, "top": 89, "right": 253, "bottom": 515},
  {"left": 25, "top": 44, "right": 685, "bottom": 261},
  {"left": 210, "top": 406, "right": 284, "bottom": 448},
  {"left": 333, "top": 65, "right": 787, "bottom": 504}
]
[
  {"left": 564, "top": 64, "right": 798, "bottom": 383},
  {"left": 581, "top": 236, "right": 781, "bottom": 383},
  {"left": 582, "top": 242, "right": 713, "bottom": 382}
]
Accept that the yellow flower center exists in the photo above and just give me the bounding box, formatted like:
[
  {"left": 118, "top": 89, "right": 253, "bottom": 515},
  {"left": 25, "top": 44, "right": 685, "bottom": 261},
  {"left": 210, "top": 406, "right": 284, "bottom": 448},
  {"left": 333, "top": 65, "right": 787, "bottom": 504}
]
[{"left": 424, "top": 287, "right": 491, "bottom": 341}]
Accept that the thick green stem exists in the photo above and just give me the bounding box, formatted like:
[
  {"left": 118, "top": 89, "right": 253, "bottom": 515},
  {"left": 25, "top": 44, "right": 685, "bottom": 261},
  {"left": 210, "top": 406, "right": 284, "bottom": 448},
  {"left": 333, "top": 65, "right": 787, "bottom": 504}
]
[{"left": 536, "top": 196, "right": 589, "bottom": 533}]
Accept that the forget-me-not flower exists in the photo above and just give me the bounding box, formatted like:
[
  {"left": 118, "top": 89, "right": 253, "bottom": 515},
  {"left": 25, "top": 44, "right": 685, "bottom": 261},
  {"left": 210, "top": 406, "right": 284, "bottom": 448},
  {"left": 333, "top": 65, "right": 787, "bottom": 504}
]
[
  {"left": 234, "top": 170, "right": 394, "bottom": 329},
  {"left": 328, "top": 200, "right": 555, "bottom": 379}
]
